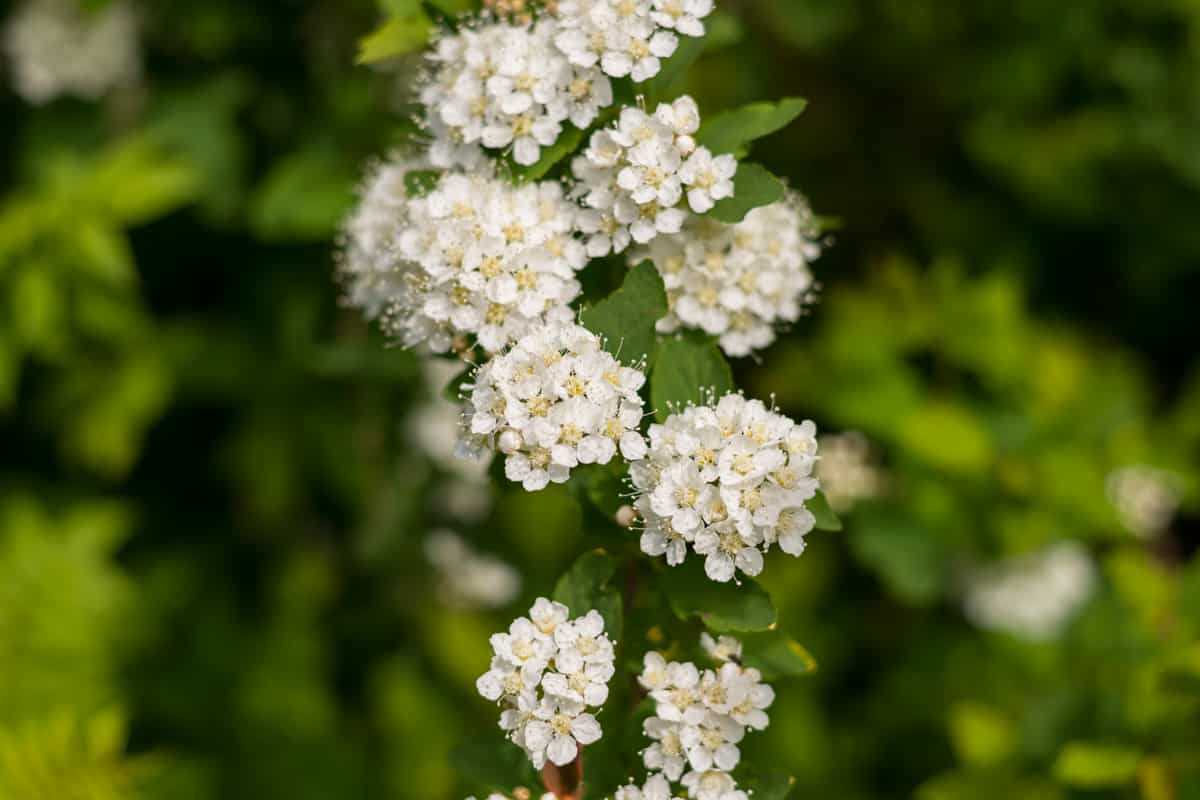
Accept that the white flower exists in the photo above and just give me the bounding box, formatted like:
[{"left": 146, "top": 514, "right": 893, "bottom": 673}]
[
  {"left": 525, "top": 695, "right": 603, "bottom": 766},
  {"left": 553, "top": 0, "right": 710, "bottom": 83},
  {"left": 614, "top": 773, "right": 685, "bottom": 800},
  {"left": 426, "top": 530, "right": 521, "bottom": 608},
  {"left": 643, "top": 716, "right": 689, "bottom": 780},
  {"left": 650, "top": 0, "right": 713, "bottom": 37},
  {"left": 962, "top": 542, "right": 1096, "bottom": 641},
  {"left": 421, "top": 18, "right": 612, "bottom": 168},
  {"left": 816, "top": 431, "right": 884, "bottom": 513},
  {"left": 630, "top": 195, "right": 822, "bottom": 357},
  {"left": 479, "top": 598, "right": 615, "bottom": 769},
  {"left": 699, "top": 632, "right": 743, "bottom": 663},
  {"left": 1106, "top": 464, "right": 1181, "bottom": 539},
  {"left": 678, "top": 149, "right": 737, "bottom": 213},
  {"left": 341, "top": 167, "right": 588, "bottom": 355},
  {"left": 681, "top": 769, "right": 748, "bottom": 800},
  {"left": 3, "top": 0, "right": 140, "bottom": 104},
  {"left": 461, "top": 322, "right": 648, "bottom": 491},
  {"left": 631, "top": 394, "right": 820, "bottom": 581},
  {"left": 571, "top": 97, "right": 737, "bottom": 253}
]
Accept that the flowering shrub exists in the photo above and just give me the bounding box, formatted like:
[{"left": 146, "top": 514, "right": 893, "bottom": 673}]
[{"left": 340, "top": 0, "right": 837, "bottom": 796}]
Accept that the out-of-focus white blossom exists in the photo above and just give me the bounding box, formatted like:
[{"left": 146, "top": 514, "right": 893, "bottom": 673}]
[
  {"left": 477, "top": 598, "right": 615, "bottom": 768},
  {"left": 571, "top": 97, "right": 736, "bottom": 254},
  {"left": 815, "top": 430, "right": 883, "bottom": 513},
  {"left": 461, "top": 322, "right": 647, "bottom": 492},
  {"left": 629, "top": 393, "right": 820, "bottom": 582},
  {"left": 553, "top": 0, "right": 712, "bottom": 83},
  {"left": 3, "top": 0, "right": 140, "bottom": 104},
  {"left": 699, "top": 632, "right": 742, "bottom": 663},
  {"left": 962, "top": 542, "right": 1096, "bottom": 641},
  {"left": 421, "top": 18, "right": 612, "bottom": 168},
  {"left": 339, "top": 155, "right": 423, "bottom": 322},
  {"left": 340, "top": 163, "right": 588, "bottom": 354},
  {"left": 425, "top": 530, "right": 521, "bottom": 609},
  {"left": 631, "top": 196, "right": 821, "bottom": 356},
  {"left": 680, "top": 769, "right": 748, "bottom": 800},
  {"left": 1106, "top": 464, "right": 1181, "bottom": 540},
  {"left": 635, "top": 643, "right": 767, "bottom": 797}
]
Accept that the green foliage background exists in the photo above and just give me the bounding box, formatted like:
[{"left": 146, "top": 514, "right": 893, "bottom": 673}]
[{"left": 2, "top": 0, "right": 1199, "bottom": 798}]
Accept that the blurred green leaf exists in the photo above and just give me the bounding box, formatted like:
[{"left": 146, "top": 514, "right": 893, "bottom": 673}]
[
  {"left": 948, "top": 702, "right": 1015, "bottom": 767},
  {"left": 250, "top": 148, "right": 354, "bottom": 240},
  {"left": 740, "top": 630, "right": 817, "bottom": 679},
  {"left": 1052, "top": 742, "right": 1141, "bottom": 787},
  {"left": 808, "top": 490, "right": 842, "bottom": 532},
  {"left": 734, "top": 763, "right": 795, "bottom": 799},
  {"left": 356, "top": 13, "right": 431, "bottom": 64}
]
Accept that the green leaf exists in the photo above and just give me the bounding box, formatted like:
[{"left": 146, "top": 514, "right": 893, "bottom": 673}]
[
  {"left": 644, "top": 35, "right": 704, "bottom": 105},
  {"left": 356, "top": 14, "right": 431, "bottom": 64},
  {"left": 553, "top": 550, "right": 623, "bottom": 641},
  {"left": 650, "top": 331, "right": 734, "bottom": 421},
  {"left": 709, "top": 162, "right": 786, "bottom": 224},
  {"left": 249, "top": 148, "right": 354, "bottom": 240},
  {"left": 579, "top": 260, "right": 668, "bottom": 367},
  {"left": 734, "top": 764, "right": 795, "bottom": 800},
  {"left": 1052, "top": 742, "right": 1141, "bottom": 788},
  {"left": 451, "top": 734, "right": 539, "bottom": 793},
  {"left": 510, "top": 126, "right": 586, "bottom": 182},
  {"left": 808, "top": 490, "right": 842, "bottom": 531},
  {"left": 659, "top": 557, "right": 777, "bottom": 632},
  {"left": 739, "top": 630, "right": 817, "bottom": 679},
  {"left": 948, "top": 702, "right": 1016, "bottom": 768},
  {"left": 404, "top": 169, "right": 441, "bottom": 197},
  {"left": 697, "top": 97, "right": 808, "bottom": 156}
]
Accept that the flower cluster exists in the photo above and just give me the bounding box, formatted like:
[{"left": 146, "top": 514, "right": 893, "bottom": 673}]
[
  {"left": 3, "top": 0, "right": 140, "bottom": 105},
  {"left": 382, "top": 170, "right": 589, "bottom": 354},
  {"left": 815, "top": 430, "right": 884, "bottom": 513},
  {"left": 1106, "top": 464, "right": 1181, "bottom": 540},
  {"left": 425, "top": 530, "right": 521, "bottom": 609},
  {"left": 554, "top": 0, "right": 713, "bottom": 83},
  {"left": 629, "top": 639, "right": 773, "bottom": 799},
  {"left": 477, "top": 598, "right": 615, "bottom": 768},
  {"left": 461, "top": 322, "right": 648, "bottom": 491},
  {"left": 962, "top": 542, "right": 1096, "bottom": 641},
  {"left": 631, "top": 196, "right": 821, "bottom": 357},
  {"left": 339, "top": 156, "right": 425, "bottom": 324},
  {"left": 572, "top": 97, "right": 737, "bottom": 254},
  {"left": 422, "top": 18, "right": 613, "bottom": 168},
  {"left": 630, "top": 393, "right": 820, "bottom": 582}
]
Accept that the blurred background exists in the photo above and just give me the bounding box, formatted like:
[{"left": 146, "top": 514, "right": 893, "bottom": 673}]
[{"left": 1, "top": 0, "right": 1198, "bottom": 798}]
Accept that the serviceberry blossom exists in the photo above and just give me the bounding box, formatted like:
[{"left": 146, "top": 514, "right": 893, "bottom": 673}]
[
  {"left": 340, "top": 165, "right": 589, "bottom": 354},
  {"left": 477, "top": 598, "right": 615, "bottom": 768},
  {"left": 421, "top": 18, "right": 613, "bottom": 167},
  {"left": 3, "top": 0, "right": 140, "bottom": 105},
  {"left": 629, "top": 393, "right": 820, "bottom": 582},
  {"left": 681, "top": 769, "right": 748, "bottom": 800},
  {"left": 466, "top": 794, "right": 555, "bottom": 800},
  {"left": 962, "top": 542, "right": 1096, "bottom": 641},
  {"left": 636, "top": 642, "right": 771, "bottom": 797},
  {"left": 553, "top": 0, "right": 712, "bottom": 83},
  {"left": 571, "top": 96, "right": 737, "bottom": 254},
  {"left": 631, "top": 196, "right": 821, "bottom": 357},
  {"left": 460, "top": 322, "right": 648, "bottom": 491},
  {"left": 425, "top": 530, "right": 521, "bottom": 609}
]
